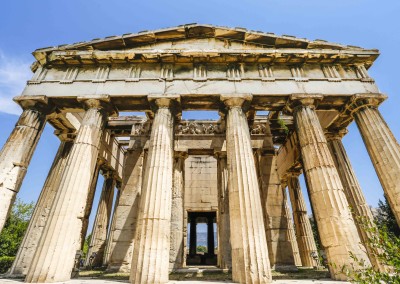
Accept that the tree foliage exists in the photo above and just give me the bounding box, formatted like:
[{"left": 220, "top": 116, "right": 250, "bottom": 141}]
[
  {"left": 82, "top": 233, "right": 91, "bottom": 258},
  {"left": 376, "top": 197, "right": 400, "bottom": 237},
  {"left": 0, "top": 198, "right": 34, "bottom": 257},
  {"left": 343, "top": 217, "right": 400, "bottom": 284}
]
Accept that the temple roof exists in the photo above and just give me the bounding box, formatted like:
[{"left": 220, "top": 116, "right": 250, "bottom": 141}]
[
  {"left": 31, "top": 24, "right": 379, "bottom": 69},
  {"left": 33, "top": 23, "right": 379, "bottom": 53}
]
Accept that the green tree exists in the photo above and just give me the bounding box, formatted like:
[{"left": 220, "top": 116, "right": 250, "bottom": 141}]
[
  {"left": 82, "top": 233, "right": 92, "bottom": 258},
  {"left": 309, "top": 216, "right": 322, "bottom": 251},
  {"left": 0, "top": 198, "right": 34, "bottom": 257},
  {"left": 342, "top": 218, "right": 400, "bottom": 283},
  {"left": 376, "top": 197, "right": 400, "bottom": 237}
]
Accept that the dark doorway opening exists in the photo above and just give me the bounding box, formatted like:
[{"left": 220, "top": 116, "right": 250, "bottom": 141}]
[{"left": 186, "top": 211, "right": 217, "bottom": 266}]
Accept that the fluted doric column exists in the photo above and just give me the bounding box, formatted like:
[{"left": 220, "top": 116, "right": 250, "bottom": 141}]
[
  {"left": 107, "top": 125, "right": 147, "bottom": 273},
  {"left": 326, "top": 129, "right": 384, "bottom": 270},
  {"left": 103, "top": 186, "right": 120, "bottom": 267},
  {"left": 282, "top": 185, "right": 302, "bottom": 267},
  {"left": 257, "top": 151, "right": 296, "bottom": 270},
  {"left": 25, "top": 96, "right": 114, "bottom": 283},
  {"left": 130, "top": 96, "right": 177, "bottom": 284},
  {"left": 286, "top": 172, "right": 318, "bottom": 268},
  {"left": 350, "top": 96, "right": 400, "bottom": 226},
  {"left": 215, "top": 151, "right": 232, "bottom": 270},
  {"left": 291, "top": 96, "right": 370, "bottom": 280},
  {"left": 85, "top": 170, "right": 116, "bottom": 267},
  {"left": 0, "top": 97, "right": 49, "bottom": 232},
  {"left": 80, "top": 160, "right": 103, "bottom": 251},
  {"left": 10, "top": 134, "right": 74, "bottom": 276},
  {"left": 170, "top": 151, "right": 188, "bottom": 271},
  {"left": 222, "top": 94, "right": 271, "bottom": 284}
]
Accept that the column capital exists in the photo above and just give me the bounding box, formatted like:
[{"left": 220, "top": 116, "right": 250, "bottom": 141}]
[
  {"left": 285, "top": 94, "right": 323, "bottom": 114},
  {"left": 148, "top": 94, "right": 181, "bottom": 117},
  {"left": 214, "top": 150, "right": 227, "bottom": 159},
  {"left": 174, "top": 151, "right": 188, "bottom": 160},
  {"left": 77, "top": 95, "right": 118, "bottom": 116},
  {"left": 101, "top": 169, "right": 117, "bottom": 180},
  {"left": 13, "top": 95, "right": 54, "bottom": 114},
  {"left": 287, "top": 168, "right": 302, "bottom": 178},
  {"left": 347, "top": 93, "right": 387, "bottom": 116},
  {"left": 325, "top": 128, "right": 348, "bottom": 141},
  {"left": 220, "top": 93, "right": 252, "bottom": 109}
]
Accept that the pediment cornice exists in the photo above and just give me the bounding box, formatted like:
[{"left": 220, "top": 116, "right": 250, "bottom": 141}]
[{"left": 31, "top": 24, "right": 379, "bottom": 70}]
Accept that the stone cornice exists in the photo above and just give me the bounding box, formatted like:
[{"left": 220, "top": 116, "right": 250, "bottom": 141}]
[
  {"left": 29, "top": 24, "right": 379, "bottom": 68},
  {"left": 32, "top": 48, "right": 379, "bottom": 69}
]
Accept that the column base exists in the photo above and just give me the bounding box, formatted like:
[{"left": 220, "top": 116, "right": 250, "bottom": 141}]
[{"left": 273, "top": 264, "right": 299, "bottom": 272}]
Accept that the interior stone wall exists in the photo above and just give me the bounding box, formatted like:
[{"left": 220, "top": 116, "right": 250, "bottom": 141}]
[{"left": 184, "top": 155, "right": 218, "bottom": 212}]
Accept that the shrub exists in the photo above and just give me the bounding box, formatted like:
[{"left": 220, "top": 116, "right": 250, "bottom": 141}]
[
  {"left": 342, "top": 218, "right": 400, "bottom": 283},
  {"left": 0, "top": 256, "right": 15, "bottom": 274}
]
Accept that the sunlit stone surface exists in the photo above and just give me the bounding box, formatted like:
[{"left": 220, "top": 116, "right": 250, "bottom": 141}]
[{"left": 0, "top": 24, "right": 397, "bottom": 283}]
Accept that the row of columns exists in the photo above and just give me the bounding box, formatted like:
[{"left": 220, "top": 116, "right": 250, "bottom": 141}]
[{"left": 0, "top": 93, "right": 399, "bottom": 283}]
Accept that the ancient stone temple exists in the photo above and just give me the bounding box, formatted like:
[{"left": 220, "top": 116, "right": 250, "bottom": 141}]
[{"left": 1, "top": 24, "right": 399, "bottom": 283}]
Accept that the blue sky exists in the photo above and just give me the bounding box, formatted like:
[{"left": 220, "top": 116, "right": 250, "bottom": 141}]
[{"left": 0, "top": 0, "right": 399, "bottom": 233}]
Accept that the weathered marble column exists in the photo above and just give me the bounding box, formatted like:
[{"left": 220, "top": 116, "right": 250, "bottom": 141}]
[
  {"left": 80, "top": 159, "right": 103, "bottom": 250},
  {"left": 257, "top": 151, "right": 296, "bottom": 270},
  {"left": 189, "top": 218, "right": 197, "bottom": 256},
  {"left": 103, "top": 187, "right": 120, "bottom": 267},
  {"left": 25, "top": 96, "right": 114, "bottom": 283},
  {"left": 286, "top": 172, "right": 318, "bottom": 268},
  {"left": 282, "top": 186, "right": 302, "bottom": 267},
  {"left": 291, "top": 96, "right": 370, "bottom": 280},
  {"left": 0, "top": 97, "right": 49, "bottom": 232},
  {"left": 207, "top": 217, "right": 215, "bottom": 255},
  {"left": 326, "top": 130, "right": 384, "bottom": 270},
  {"left": 10, "top": 134, "right": 74, "bottom": 276},
  {"left": 170, "top": 151, "right": 188, "bottom": 270},
  {"left": 107, "top": 126, "right": 147, "bottom": 273},
  {"left": 215, "top": 151, "right": 232, "bottom": 269},
  {"left": 351, "top": 97, "right": 400, "bottom": 226},
  {"left": 130, "top": 97, "right": 177, "bottom": 284},
  {"left": 85, "top": 170, "right": 116, "bottom": 267},
  {"left": 222, "top": 94, "right": 271, "bottom": 284}
]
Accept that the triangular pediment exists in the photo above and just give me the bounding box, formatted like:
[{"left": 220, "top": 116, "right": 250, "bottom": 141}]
[
  {"left": 30, "top": 24, "right": 380, "bottom": 71},
  {"left": 33, "top": 23, "right": 378, "bottom": 57}
]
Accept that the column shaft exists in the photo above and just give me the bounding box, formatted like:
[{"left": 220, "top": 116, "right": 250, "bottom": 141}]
[
  {"left": 25, "top": 103, "right": 109, "bottom": 283},
  {"left": 258, "top": 153, "right": 296, "bottom": 269},
  {"left": 189, "top": 219, "right": 197, "bottom": 255},
  {"left": 0, "top": 109, "right": 46, "bottom": 231},
  {"left": 80, "top": 161, "right": 102, "bottom": 250},
  {"left": 207, "top": 219, "right": 215, "bottom": 255},
  {"left": 283, "top": 189, "right": 302, "bottom": 267},
  {"left": 294, "top": 104, "right": 370, "bottom": 280},
  {"left": 354, "top": 106, "right": 400, "bottom": 226},
  {"left": 327, "top": 136, "right": 384, "bottom": 270},
  {"left": 130, "top": 102, "right": 175, "bottom": 284},
  {"left": 216, "top": 153, "right": 232, "bottom": 269},
  {"left": 224, "top": 95, "right": 271, "bottom": 283},
  {"left": 10, "top": 140, "right": 73, "bottom": 276},
  {"left": 107, "top": 150, "right": 145, "bottom": 273},
  {"left": 169, "top": 152, "right": 187, "bottom": 270},
  {"left": 287, "top": 175, "right": 318, "bottom": 268},
  {"left": 85, "top": 172, "right": 115, "bottom": 267},
  {"left": 103, "top": 188, "right": 120, "bottom": 266}
]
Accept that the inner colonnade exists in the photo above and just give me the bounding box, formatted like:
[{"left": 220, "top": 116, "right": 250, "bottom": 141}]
[{"left": 0, "top": 24, "right": 400, "bottom": 283}]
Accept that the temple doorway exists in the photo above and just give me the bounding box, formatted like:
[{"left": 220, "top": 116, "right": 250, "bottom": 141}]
[{"left": 186, "top": 211, "right": 217, "bottom": 266}]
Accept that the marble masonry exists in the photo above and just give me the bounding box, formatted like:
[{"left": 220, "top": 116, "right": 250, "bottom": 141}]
[{"left": 0, "top": 24, "right": 399, "bottom": 283}]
